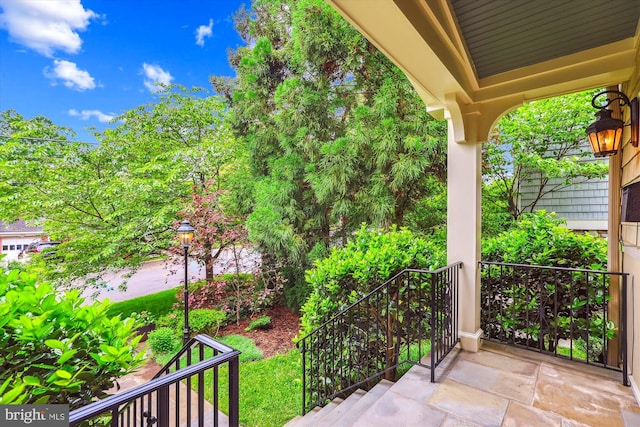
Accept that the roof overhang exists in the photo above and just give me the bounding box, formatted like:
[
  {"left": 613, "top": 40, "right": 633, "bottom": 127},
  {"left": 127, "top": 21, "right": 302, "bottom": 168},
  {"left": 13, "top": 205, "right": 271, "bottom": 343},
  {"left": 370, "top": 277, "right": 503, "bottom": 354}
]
[{"left": 326, "top": 0, "right": 640, "bottom": 127}]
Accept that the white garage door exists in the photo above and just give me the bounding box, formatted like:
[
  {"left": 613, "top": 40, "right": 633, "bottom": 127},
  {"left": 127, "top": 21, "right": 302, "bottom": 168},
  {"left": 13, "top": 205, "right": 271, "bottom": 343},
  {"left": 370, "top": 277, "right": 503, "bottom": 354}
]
[{"left": 1, "top": 237, "right": 38, "bottom": 261}]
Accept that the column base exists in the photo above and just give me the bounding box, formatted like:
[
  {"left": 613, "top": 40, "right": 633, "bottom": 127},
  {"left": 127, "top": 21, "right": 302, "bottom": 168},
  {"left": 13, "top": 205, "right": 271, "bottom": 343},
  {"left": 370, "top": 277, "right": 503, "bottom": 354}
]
[{"left": 459, "top": 329, "right": 483, "bottom": 352}]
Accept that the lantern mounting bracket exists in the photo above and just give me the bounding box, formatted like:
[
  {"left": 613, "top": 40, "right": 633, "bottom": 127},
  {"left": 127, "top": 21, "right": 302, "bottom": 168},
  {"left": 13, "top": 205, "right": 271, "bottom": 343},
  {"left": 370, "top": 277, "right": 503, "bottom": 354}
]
[{"left": 587, "top": 90, "right": 639, "bottom": 154}]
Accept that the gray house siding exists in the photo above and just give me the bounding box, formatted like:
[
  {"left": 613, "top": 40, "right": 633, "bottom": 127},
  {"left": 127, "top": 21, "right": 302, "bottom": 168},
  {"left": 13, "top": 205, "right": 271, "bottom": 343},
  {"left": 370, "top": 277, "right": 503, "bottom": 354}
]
[{"left": 519, "top": 175, "right": 608, "bottom": 231}]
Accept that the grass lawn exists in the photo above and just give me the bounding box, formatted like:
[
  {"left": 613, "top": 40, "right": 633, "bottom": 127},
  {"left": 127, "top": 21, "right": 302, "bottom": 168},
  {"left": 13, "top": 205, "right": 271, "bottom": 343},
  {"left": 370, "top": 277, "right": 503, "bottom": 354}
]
[
  {"left": 216, "top": 350, "right": 301, "bottom": 427},
  {"left": 556, "top": 345, "right": 588, "bottom": 361},
  {"left": 106, "top": 287, "right": 179, "bottom": 319},
  {"left": 151, "top": 335, "right": 301, "bottom": 427}
]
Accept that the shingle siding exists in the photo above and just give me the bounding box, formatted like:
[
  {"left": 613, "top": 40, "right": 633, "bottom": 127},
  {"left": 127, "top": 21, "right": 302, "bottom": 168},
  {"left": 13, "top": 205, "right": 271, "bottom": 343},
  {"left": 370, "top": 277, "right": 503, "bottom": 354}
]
[{"left": 520, "top": 174, "right": 608, "bottom": 223}]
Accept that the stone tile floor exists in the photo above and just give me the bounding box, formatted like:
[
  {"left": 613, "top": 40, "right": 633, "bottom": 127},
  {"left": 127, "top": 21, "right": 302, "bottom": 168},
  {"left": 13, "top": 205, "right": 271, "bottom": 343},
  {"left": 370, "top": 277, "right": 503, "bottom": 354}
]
[
  {"left": 379, "top": 341, "right": 640, "bottom": 427},
  {"left": 113, "top": 341, "right": 640, "bottom": 427}
]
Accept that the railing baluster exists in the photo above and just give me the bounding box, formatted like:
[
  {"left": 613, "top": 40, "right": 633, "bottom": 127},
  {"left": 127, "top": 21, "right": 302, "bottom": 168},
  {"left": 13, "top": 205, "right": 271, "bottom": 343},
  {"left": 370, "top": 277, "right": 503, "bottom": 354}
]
[
  {"left": 157, "top": 386, "right": 169, "bottom": 427},
  {"left": 295, "top": 264, "right": 462, "bottom": 414},
  {"left": 229, "top": 356, "right": 240, "bottom": 427},
  {"left": 69, "top": 336, "right": 241, "bottom": 426},
  {"left": 480, "top": 261, "right": 628, "bottom": 385}
]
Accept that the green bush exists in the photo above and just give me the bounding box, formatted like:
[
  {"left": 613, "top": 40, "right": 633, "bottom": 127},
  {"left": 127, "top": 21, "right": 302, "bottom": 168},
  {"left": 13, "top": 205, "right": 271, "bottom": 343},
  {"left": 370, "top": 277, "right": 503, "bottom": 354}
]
[
  {"left": 481, "top": 211, "right": 610, "bottom": 360},
  {"left": 482, "top": 210, "right": 606, "bottom": 267},
  {"left": 156, "top": 309, "right": 226, "bottom": 338},
  {"left": 301, "top": 225, "right": 445, "bottom": 335},
  {"left": 148, "top": 327, "right": 180, "bottom": 354},
  {"left": 245, "top": 316, "right": 272, "bottom": 332},
  {"left": 189, "top": 309, "right": 226, "bottom": 336},
  {"left": 216, "top": 335, "right": 263, "bottom": 361},
  {"left": 156, "top": 311, "right": 181, "bottom": 330},
  {"left": 0, "top": 270, "right": 144, "bottom": 408}
]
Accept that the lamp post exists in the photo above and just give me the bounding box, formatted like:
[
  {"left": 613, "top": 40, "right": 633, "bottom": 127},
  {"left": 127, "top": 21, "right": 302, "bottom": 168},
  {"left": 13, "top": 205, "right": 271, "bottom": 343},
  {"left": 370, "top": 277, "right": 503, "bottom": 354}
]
[{"left": 177, "top": 219, "right": 195, "bottom": 344}]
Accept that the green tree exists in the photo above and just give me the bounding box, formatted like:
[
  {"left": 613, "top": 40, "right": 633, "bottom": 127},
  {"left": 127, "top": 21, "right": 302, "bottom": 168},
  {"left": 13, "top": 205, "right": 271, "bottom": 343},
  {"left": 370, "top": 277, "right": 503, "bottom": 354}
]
[
  {"left": 483, "top": 90, "right": 608, "bottom": 221},
  {"left": 213, "top": 0, "right": 447, "bottom": 308},
  {"left": 0, "top": 85, "right": 239, "bottom": 290}
]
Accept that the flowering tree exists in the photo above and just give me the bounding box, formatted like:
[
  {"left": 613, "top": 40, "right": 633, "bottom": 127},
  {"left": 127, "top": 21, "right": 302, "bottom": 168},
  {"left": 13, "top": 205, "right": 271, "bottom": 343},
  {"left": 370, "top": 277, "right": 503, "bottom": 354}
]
[{"left": 172, "top": 183, "right": 246, "bottom": 284}]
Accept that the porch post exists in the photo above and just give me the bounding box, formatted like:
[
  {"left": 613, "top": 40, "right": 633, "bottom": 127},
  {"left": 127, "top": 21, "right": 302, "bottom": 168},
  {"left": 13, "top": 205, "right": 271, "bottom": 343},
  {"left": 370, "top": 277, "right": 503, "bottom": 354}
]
[{"left": 446, "top": 117, "right": 483, "bottom": 352}]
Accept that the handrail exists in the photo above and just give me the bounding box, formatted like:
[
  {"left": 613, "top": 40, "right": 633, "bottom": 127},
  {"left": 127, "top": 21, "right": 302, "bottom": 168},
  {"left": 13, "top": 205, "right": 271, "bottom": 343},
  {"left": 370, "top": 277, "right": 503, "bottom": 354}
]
[
  {"left": 153, "top": 334, "right": 236, "bottom": 379},
  {"left": 69, "top": 334, "right": 241, "bottom": 427},
  {"left": 298, "top": 262, "right": 462, "bottom": 414},
  {"left": 480, "top": 261, "right": 628, "bottom": 386},
  {"left": 298, "top": 262, "right": 462, "bottom": 341},
  {"left": 480, "top": 260, "right": 626, "bottom": 276}
]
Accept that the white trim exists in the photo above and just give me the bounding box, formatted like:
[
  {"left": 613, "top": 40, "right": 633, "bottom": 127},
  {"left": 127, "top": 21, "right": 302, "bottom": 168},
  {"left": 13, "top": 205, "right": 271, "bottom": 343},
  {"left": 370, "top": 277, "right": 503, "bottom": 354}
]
[
  {"left": 564, "top": 220, "right": 608, "bottom": 231},
  {"left": 623, "top": 244, "right": 640, "bottom": 260},
  {"left": 629, "top": 375, "right": 640, "bottom": 405},
  {"left": 0, "top": 232, "right": 43, "bottom": 237}
]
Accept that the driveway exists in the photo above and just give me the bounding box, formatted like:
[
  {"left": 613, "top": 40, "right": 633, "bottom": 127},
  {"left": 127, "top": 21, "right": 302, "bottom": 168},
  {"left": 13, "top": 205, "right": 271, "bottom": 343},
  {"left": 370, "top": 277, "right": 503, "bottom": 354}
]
[{"left": 84, "top": 247, "right": 261, "bottom": 303}]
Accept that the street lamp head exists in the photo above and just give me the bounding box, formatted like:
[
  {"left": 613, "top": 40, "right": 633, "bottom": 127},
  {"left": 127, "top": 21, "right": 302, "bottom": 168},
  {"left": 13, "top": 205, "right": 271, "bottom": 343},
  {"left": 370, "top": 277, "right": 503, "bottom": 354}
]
[{"left": 177, "top": 219, "right": 195, "bottom": 248}]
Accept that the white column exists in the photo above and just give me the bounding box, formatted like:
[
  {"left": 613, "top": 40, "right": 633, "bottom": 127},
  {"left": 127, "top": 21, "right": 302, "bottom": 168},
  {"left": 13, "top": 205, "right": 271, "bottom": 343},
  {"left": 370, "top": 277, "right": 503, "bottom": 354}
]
[{"left": 446, "top": 118, "right": 483, "bottom": 352}]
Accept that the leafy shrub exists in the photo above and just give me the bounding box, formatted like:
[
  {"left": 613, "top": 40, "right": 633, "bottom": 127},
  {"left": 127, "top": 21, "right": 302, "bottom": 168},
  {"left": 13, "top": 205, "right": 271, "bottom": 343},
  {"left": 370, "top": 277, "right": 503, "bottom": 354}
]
[
  {"left": 245, "top": 316, "right": 272, "bottom": 332},
  {"left": 481, "top": 211, "right": 610, "bottom": 361},
  {"left": 148, "top": 327, "right": 180, "bottom": 354},
  {"left": 181, "top": 271, "right": 284, "bottom": 323},
  {"left": 189, "top": 309, "right": 227, "bottom": 336},
  {"left": 216, "top": 335, "right": 263, "bottom": 361},
  {"left": 301, "top": 225, "right": 445, "bottom": 335},
  {"left": 0, "top": 270, "right": 144, "bottom": 408},
  {"left": 482, "top": 210, "right": 606, "bottom": 267},
  {"left": 156, "top": 311, "right": 181, "bottom": 330},
  {"left": 155, "top": 309, "right": 226, "bottom": 338},
  {"left": 129, "top": 311, "right": 156, "bottom": 325}
]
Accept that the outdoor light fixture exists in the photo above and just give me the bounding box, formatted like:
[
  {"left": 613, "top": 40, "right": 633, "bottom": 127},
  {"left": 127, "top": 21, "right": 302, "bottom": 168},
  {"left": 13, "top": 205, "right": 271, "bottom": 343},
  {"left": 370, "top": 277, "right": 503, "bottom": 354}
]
[
  {"left": 177, "top": 219, "right": 195, "bottom": 344},
  {"left": 586, "top": 90, "right": 639, "bottom": 157}
]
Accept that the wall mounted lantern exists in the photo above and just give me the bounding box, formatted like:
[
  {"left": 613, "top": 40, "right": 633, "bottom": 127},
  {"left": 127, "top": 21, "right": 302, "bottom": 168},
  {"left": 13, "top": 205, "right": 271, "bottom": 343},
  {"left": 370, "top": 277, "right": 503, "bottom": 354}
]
[
  {"left": 177, "top": 219, "right": 195, "bottom": 344},
  {"left": 586, "top": 90, "right": 639, "bottom": 157}
]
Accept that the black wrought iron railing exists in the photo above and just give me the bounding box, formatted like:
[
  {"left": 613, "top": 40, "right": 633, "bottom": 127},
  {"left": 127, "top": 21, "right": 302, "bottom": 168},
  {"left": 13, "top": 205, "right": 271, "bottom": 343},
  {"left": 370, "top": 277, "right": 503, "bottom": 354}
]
[
  {"left": 69, "top": 335, "right": 240, "bottom": 427},
  {"left": 480, "top": 261, "right": 628, "bottom": 385},
  {"left": 297, "top": 262, "right": 462, "bottom": 414}
]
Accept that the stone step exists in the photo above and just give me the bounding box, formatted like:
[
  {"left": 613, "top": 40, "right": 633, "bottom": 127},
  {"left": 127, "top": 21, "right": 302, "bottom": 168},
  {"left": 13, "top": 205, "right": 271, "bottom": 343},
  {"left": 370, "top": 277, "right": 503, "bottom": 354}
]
[
  {"left": 294, "top": 398, "right": 343, "bottom": 427},
  {"left": 315, "top": 389, "right": 367, "bottom": 427},
  {"left": 328, "top": 380, "right": 394, "bottom": 427},
  {"left": 284, "top": 379, "right": 395, "bottom": 427},
  {"left": 282, "top": 415, "right": 303, "bottom": 427},
  {"left": 286, "top": 406, "right": 320, "bottom": 427},
  {"left": 351, "top": 383, "right": 447, "bottom": 427}
]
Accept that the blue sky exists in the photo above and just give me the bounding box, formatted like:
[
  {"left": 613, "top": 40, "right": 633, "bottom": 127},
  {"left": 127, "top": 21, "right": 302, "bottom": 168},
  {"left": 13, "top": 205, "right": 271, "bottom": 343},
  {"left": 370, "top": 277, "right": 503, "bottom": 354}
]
[{"left": 0, "top": 0, "right": 248, "bottom": 143}]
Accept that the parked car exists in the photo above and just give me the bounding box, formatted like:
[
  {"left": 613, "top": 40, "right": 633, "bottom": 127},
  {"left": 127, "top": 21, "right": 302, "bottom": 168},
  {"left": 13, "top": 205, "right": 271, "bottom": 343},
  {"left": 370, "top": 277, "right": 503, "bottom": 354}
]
[{"left": 19, "top": 241, "right": 60, "bottom": 259}]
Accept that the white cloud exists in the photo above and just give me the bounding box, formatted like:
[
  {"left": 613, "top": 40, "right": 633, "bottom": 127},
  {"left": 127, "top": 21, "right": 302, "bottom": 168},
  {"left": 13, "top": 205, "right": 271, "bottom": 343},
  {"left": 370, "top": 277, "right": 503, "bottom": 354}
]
[
  {"left": 0, "top": 0, "right": 97, "bottom": 57},
  {"left": 44, "top": 59, "right": 96, "bottom": 91},
  {"left": 68, "top": 109, "right": 113, "bottom": 123},
  {"left": 141, "top": 63, "right": 173, "bottom": 92},
  {"left": 195, "top": 19, "right": 213, "bottom": 47}
]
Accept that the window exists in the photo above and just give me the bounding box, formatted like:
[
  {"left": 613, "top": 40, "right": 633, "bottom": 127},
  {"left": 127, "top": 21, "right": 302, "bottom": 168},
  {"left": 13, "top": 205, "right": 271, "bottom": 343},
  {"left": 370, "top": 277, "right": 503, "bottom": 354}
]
[
  {"left": 622, "top": 181, "right": 640, "bottom": 222},
  {"left": 9, "top": 245, "right": 15, "bottom": 250},
  {"left": 16, "top": 244, "right": 22, "bottom": 250},
  {"left": 1, "top": 245, "right": 7, "bottom": 251}
]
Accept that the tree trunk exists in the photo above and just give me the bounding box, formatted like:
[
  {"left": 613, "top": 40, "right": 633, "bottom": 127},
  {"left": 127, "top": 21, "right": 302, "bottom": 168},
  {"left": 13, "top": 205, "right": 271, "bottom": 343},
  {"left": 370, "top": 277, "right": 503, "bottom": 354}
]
[
  {"left": 204, "top": 241, "right": 214, "bottom": 284},
  {"left": 384, "top": 314, "right": 398, "bottom": 381}
]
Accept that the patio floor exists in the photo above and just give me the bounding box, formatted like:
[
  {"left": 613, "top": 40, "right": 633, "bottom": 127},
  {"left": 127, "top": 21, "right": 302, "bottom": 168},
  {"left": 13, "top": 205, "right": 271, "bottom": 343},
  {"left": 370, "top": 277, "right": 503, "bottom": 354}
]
[{"left": 351, "top": 341, "right": 640, "bottom": 427}]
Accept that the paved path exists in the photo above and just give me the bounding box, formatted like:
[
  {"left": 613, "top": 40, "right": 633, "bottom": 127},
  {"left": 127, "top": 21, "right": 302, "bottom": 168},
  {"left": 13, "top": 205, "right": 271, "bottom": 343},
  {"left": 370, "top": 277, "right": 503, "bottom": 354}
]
[
  {"left": 82, "top": 259, "right": 205, "bottom": 303},
  {"left": 82, "top": 248, "right": 260, "bottom": 303}
]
